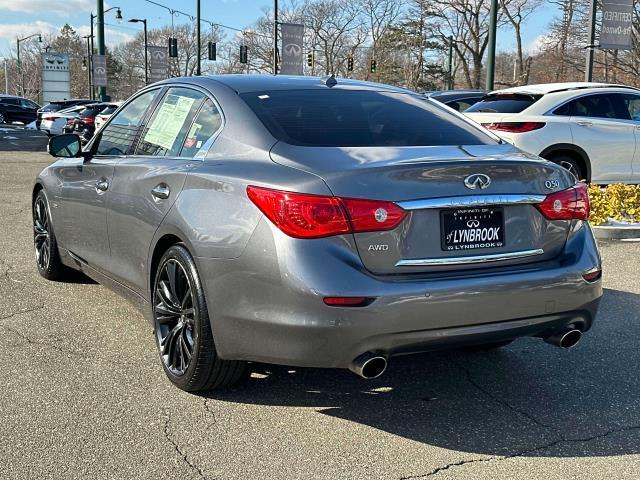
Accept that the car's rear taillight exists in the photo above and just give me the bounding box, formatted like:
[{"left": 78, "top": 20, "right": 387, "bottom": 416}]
[
  {"left": 246, "top": 186, "right": 407, "bottom": 238},
  {"left": 536, "top": 183, "right": 590, "bottom": 221},
  {"left": 82, "top": 117, "right": 95, "bottom": 123},
  {"left": 483, "top": 122, "right": 546, "bottom": 133}
]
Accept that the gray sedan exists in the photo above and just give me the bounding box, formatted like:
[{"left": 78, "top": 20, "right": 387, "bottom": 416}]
[{"left": 34, "top": 75, "right": 602, "bottom": 391}]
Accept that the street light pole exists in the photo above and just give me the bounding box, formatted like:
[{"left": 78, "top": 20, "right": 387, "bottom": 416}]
[
  {"left": 585, "top": 0, "right": 598, "bottom": 82},
  {"left": 4, "top": 59, "right": 8, "bottom": 94},
  {"left": 273, "top": 0, "right": 279, "bottom": 75},
  {"left": 447, "top": 36, "right": 454, "bottom": 90},
  {"left": 196, "top": 0, "right": 201, "bottom": 75},
  {"left": 485, "top": 0, "right": 498, "bottom": 91},
  {"left": 17, "top": 33, "right": 42, "bottom": 98},
  {"left": 93, "top": 3, "right": 122, "bottom": 100},
  {"left": 129, "top": 19, "right": 148, "bottom": 85}
]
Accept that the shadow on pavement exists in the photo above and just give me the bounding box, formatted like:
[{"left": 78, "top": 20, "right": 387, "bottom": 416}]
[
  {"left": 0, "top": 126, "right": 49, "bottom": 152},
  {"left": 206, "top": 288, "right": 640, "bottom": 458}
]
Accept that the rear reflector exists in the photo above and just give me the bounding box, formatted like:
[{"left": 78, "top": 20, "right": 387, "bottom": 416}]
[
  {"left": 246, "top": 186, "right": 406, "bottom": 238},
  {"left": 582, "top": 268, "right": 602, "bottom": 282},
  {"left": 483, "top": 122, "right": 546, "bottom": 133},
  {"left": 323, "top": 296, "right": 373, "bottom": 307},
  {"left": 535, "top": 183, "right": 590, "bottom": 221}
]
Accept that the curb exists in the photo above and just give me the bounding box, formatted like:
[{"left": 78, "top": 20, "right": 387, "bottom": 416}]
[{"left": 592, "top": 225, "right": 640, "bottom": 240}]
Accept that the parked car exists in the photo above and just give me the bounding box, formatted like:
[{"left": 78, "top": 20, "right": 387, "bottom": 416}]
[
  {"left": 63, "top": 102, "right": 116, "bottom": 142},
  {"left": 94, "top": 102, "right": 122, "bottom": 131},
  {"left": 465, "top": 82, "right": 640, "bottom": 183},
  {"left": 37, "top": 99, "right": 93, "bottom": 128},
  {"left": 40, "top": 105, "right": 87, "bottom": 136},
  {"left": 36, "top": 75, "right": 602, "bottom": 392},
  {"left": 427, "top": 90, "right": 486, "bottom": 112},
  {"left": 0, "top": 95, "right": 40, "bottom": 125}
]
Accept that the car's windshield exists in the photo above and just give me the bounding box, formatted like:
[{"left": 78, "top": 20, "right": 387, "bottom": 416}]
[
  {"left": 241, "top": 89, "right": 496, "bottom": 147},
  {"left": 466, "top": 93, "right": 541, "bottom": 113}
]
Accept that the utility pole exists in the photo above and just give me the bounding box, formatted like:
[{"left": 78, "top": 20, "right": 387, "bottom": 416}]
[
  {"left": 96, "top": 0, "right": 107, "bottom": 100},
  {"left": 447, "top": 36, "right": 453, "bottom": 90},
  {"left": 4, "top": 59, "right": 8, "bottom": 94},
  {"left": 196, "top": 0, "right": 201, "bottom": 75},
  {"left": 485, "top": 0, "right": 498, "bottom": 91},
  {"left": 585, "top": 0, "right": 597, "bottom": 82},
  {"left": 273, "top": 0, "right": 278, "bottom": 75}
]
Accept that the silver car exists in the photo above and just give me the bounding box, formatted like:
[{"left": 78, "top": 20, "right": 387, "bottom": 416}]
[{"left": 34, "top": 75, "right": 602, "bottom": 391}]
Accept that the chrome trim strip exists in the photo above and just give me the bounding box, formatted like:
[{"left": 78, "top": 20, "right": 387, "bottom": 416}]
[
  {"left": 398, "top": 194, "right": 546, "bottom": 210},
  {"left": 395, "top": 249, "right": 545, "bottom": 267}
]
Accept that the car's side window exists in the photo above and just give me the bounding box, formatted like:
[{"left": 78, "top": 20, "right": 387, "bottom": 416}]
[
  {"left": 555, "top": 94, "right": 624, "bottom": 120},
  {"left": 178, "top": 99, "right": 223, "bottom": 158},
  {"left": 621, "top": 94, "right": 640, "bottom": 122},
  {"left": 136, "top": 87, "right": 206, "bottom": 157},
  {"left": 95, "top": 89, "right": 159, "bottom": 156}
]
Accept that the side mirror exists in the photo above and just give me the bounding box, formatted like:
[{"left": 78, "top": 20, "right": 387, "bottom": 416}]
[{"left": 48, "top": 134, "right": 82, "bottom": 158}]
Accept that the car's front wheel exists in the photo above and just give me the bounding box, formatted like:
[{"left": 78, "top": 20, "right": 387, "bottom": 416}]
[
  {"left": 33, "top": 190, "right": 69, "bottom": 280},
  {"left": 153, "top": 245, "right": 246, "bottom": 392}
]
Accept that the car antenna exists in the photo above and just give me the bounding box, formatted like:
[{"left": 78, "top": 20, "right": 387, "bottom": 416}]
[{"left": 321, "top": 75, "right": 337, "bottom": 88}]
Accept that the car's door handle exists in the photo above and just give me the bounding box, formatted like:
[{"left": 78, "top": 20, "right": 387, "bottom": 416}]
[
  {"left": 95, "top": 178, "right": 109, "bottom": 193},
  {"left": 576, "top": 121, "right": 593, "bottom": 127},
  {"left": 151, "top": 183, "right": 170, "bottom": 200}
]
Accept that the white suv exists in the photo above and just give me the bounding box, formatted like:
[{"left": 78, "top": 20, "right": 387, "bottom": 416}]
[{"left": 464, "top": 82, "right": 640, "bottom": 184}]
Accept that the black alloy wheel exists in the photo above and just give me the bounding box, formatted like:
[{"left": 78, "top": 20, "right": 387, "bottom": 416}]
[
  {"left": 152, "top": 245, "right": 246, "bottom": 391},
  {"left": 33, "top": 195, "right": 51, "bottom": 272},
  {"left": 154, "top": 258, "right": 196, "bottom": 376}
]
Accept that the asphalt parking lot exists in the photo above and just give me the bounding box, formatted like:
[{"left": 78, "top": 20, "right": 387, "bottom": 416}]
[{"left": 1, "top": 129, "right": 640, "bottom": 480}]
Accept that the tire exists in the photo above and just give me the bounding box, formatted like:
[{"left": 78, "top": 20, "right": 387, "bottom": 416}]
[
  {"left": 548, "top": 154, "right": 585, "bottom": 181},
  {"left": 33, "top": 190, "right": 69, "bottom": 281},
  {"left": 153, "top": 244, "right": 246, "bottom": 392},
  {"left": 464, "top": 340, "right": 514, "bottom": 351},
  {"left": 0, "top": 111, "right": 5, "bottom": 124}
]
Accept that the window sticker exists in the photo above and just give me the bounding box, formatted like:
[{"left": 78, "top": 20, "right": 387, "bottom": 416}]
[
  {"left": 144, "top": 94, "right": 195, "bottom": 150},
  {"left": 184, "top": 122, "right": 202, "bottom": 149}
]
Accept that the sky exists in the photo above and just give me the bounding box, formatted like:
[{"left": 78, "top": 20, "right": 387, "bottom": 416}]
[{"left": 0, "top": 0, "right": 557, "bottom": 56}]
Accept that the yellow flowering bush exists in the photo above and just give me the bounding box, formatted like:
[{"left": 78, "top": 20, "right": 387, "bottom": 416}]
[{"left": 588, "top": 184, "right": 640, "bottom": 225}]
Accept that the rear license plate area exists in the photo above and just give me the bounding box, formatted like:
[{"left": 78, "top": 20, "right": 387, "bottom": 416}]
[{"left": 441, "top": 207, "right": 504, "bottom": 251}]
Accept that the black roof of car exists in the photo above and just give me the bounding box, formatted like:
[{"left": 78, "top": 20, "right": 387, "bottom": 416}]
[{"left": 159, "top": 74, "right": 413, "bottom": 95}]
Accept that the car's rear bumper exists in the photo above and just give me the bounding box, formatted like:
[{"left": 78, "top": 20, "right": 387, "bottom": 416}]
[{"left": 198, "top": 220, "right": 602, "bottom": 369}]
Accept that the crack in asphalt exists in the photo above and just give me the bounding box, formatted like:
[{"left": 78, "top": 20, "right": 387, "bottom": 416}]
[
  {"left": 163, "top": 414, "right": 212, "bottom": 480},
  {"left": 0, "top": 303, "right": 45, "bottom": 322},
  {"left": 203, "top": 399, "right": 217, "bottom": 422},
  {"left": 401, "top": 423, "right": 640, "bottom": 478},
  {"left": 457, "top": 362, "right": 555, "bottom": 430}
]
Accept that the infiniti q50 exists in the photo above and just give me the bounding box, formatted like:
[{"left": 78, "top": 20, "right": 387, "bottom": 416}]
[{"left": 34, "top": 75, "right": 602, "bottom": 391}]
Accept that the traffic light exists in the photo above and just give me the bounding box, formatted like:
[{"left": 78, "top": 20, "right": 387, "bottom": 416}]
[
  {"left": 208, "top": 41, "right": 217, "bottom": 61},
  {"left": 307, "top": 52, "right": 314, "bottom": 68},
  {"left": 240, "top": 45, "right": 248, "bottom": 64},
  {"left": 370, "top": 59, "right": 377, "bottom": 73},
  {"left": 347, "top": 55, "right": 353, "bottom": 71},
  {"left": 168, "top": 37, "right": 178, "bottom": 58}
]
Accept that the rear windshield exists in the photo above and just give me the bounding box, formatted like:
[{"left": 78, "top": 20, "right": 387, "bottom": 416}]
[
  {"left": 465, "top": 93, "right": 541, "bottom": 113},
  {"left": 241, "top": 89, "right": 494, "bottom": 147},
  {"left": 99, "top": 105, "right": 117, "bottom": 115}
]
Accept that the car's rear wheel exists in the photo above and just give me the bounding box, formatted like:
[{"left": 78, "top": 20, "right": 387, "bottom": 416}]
[
  {"left": 549, "top": 154, "right": 585, "bottom": 181},
  {"left": 33, "top": 190, "right": 68, "bottom": 280},
  {"left": 153, "top": 245, "right": 246, "bottom": 392},
  {"left": 0, "top": 112, "right": 5, "bottom": 124}
]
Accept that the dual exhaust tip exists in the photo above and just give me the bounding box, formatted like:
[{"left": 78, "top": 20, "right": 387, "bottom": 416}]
[{"left": 349, "top": 326, "right": 583, "bottom": 380}]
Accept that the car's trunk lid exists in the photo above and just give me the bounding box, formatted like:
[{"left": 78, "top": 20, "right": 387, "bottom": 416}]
[{"left": 270, "top": 142, "right": 576, "bottom": 275}]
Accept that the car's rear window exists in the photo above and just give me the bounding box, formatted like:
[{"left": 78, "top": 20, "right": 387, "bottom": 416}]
[
  {"left": 241, "top": 89, "right": 494, "bottom": 147},
  {"left": 100, "top": 105, "right": 117, "bottom": 115},
  {"left": 465, "top": 93, "right": 541, "bottom": 113}
]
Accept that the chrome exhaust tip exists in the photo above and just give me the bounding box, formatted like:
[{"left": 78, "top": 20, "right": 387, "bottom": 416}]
[
  {"left": 544, "top": 326, "right": 583, "bottom": 349},
  {"left": 349, "top": 352, "right": 388, "bottom": 379}
]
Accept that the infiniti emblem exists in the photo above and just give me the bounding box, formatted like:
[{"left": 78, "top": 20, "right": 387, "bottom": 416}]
[
  {"left": 466, "top": 219, "right": 480, "bottom": 228},
  {"left": 464, "top": 173, "right": 491, "bottom": 190}
]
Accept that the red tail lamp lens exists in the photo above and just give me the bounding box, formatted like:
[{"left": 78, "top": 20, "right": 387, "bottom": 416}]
[
  {"left": 246, "top": 186, "right": 406, "bottom": 238},
  {"left": 483, "top": 122, "right": 546, "bottom": 133},
  {"left": 536, "top": 183, "right": 590, "bottom": 221},
  {"left": 582, "top": 268, "right": 602, "bottom": 282}
]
